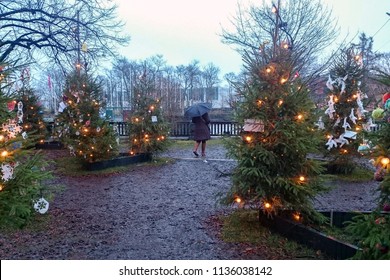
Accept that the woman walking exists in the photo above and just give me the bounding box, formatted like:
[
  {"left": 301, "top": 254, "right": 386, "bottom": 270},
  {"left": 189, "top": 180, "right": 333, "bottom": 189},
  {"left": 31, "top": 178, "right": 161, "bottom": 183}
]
[{"left": 192, "top": 112, "right": 211, "bottom": 158}]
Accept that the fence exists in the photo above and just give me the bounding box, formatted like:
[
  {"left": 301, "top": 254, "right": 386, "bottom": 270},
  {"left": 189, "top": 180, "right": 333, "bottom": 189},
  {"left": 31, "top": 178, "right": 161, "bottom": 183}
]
[{"left": 109, "top": 121, "right": 240, "bottom": 137}]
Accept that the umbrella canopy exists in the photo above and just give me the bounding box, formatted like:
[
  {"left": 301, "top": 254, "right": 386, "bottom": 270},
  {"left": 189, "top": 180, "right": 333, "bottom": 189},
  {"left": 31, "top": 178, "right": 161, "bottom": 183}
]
[{"left": 184, "top": 103, "right": 211, "bottom": 118}]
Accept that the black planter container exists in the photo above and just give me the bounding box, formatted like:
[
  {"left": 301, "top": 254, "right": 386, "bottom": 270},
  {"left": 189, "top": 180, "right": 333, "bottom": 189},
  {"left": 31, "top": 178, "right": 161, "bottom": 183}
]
[
  {"left": 35, "top": 141, "right": 64, "bottom": 149},
  {"left": 82, "top": 153, "right": 152, "bottom": 171},
  {"left": 258, "top": 211, "right": 360, "bottom": 259}
]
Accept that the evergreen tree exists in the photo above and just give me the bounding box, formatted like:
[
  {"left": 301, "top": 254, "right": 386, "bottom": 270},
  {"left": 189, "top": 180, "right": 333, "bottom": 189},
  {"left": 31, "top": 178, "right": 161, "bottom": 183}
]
[
  {"left": 0, "top": 61, "right": 52, "bottom": 229},
  {"left": 15, "top": 69, "right": 47, "bottom": 145},
  {"left": 346, "top": 74, "right": 390, "bottom": 260},
  {"left": 320, "top": 46, "right": 369, "bottom": 173},
  {"left": 127, "top": 73, "right": 170, "bottom": 155},
  {"left": 224, "top": 45, "right": 326, "bottom": 222},
  {"left": 55, "top": 70, "right": 119, "bottom": 163}
]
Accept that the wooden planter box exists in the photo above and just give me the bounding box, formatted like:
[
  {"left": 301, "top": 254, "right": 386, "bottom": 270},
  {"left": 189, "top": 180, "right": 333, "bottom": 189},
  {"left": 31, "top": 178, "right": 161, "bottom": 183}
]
[
  {"left": 82, "top": 153, "right": 152, "bottom": 171},
  {"left": 35, "top": 141, "right": 64, "bottom": 149},
  {"left": 258, "top": 211, "right": 360, "bottom": 259}
]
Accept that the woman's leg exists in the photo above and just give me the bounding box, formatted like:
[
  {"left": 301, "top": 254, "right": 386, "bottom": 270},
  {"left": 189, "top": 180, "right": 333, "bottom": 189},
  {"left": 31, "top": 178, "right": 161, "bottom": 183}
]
[
  {"left": 201, "top": 140, "right": 207, "bottom": 157},
  {"left": 193, "top": 141, "right": 200, "bottom": 157}
]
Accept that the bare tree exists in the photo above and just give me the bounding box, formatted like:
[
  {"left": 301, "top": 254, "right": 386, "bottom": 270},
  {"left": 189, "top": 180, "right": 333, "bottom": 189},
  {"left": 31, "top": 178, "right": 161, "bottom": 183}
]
[
  {"left": 0, "top": 0, "right": 129, "bottom": 69},
  {"left": 201, "top": 62, "right": 220, "bottom": 103},
  {"left": 221, "top": 0, "right": 339, "bottom": 81}
]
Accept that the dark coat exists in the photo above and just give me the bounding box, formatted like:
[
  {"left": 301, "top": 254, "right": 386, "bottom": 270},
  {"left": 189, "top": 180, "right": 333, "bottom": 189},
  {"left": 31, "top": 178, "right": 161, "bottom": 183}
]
[{"left": 192, "top": 113, "right": 211, "bottom": 141}]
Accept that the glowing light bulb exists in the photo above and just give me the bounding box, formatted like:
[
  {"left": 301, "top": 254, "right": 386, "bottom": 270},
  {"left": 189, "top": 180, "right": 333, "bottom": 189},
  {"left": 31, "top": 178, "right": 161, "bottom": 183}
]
[
  {"left": 266, "top": 67, "right": 271, "bottom": 73},
  {"left": 264, "top": 202, "right": 271, "bottom": 209},
  {"left": 297, "top": 114, "right": 303, "bottom": 121},
  {"left": 235, "top": 197, "right": 242, "bottom": 203},
  {"left": 381, "top": 157, "right": 390, "bottom": 166},
  {"left": 299, "top": 176, "right": 305, "bottom": 182},
  {"left": 280, "top": 77, "right": 288, "bottom": 84},
  {"left": 1, "top": 150, "right": 8, "bottom": 157},
  {"left": 0, "top": 135, "right": 4, "bottom": 141},
  {"left": 245, "top": 136, "right": 252, "bottom": 142},
  {"left": 293, "top": 213, "right": 301, "bottom": 221}
]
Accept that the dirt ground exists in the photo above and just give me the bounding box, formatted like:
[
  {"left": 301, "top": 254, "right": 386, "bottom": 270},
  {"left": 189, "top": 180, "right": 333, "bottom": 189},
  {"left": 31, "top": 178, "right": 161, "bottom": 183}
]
[{"left": 0, "top": 143, "right": 380, "bottom": 260}]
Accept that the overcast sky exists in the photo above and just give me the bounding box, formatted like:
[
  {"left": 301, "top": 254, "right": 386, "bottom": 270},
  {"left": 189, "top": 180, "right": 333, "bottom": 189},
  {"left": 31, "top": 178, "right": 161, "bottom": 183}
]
[{"left": 112, "top": 0, "right": 390, "bottom": 75}]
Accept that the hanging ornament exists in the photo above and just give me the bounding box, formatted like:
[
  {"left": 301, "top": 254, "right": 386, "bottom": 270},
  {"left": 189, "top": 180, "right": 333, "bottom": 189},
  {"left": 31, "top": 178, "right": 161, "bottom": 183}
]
[
  {"left": 22, "top": 132, "right": 28, "bottom": 139},
  {"left": 17, "top": 101, "right": 23, "bottom": 123},
  {"left": 81, "top": 42, "right": 88, "bottom": 52},
  {"left": 315, "top": 117, "right": 325, "bottom": 130},
  {"left": 7, "top": 101, "right": 16, "bottom": 111},
  {"left": 2, "top": 119, "right": 23, "bottom": 139},
  {"left": 1, "top": 163, "right": 14, "bottom": 181},
  {"left": 325, "top": 95, "right": 335, "bottom": 119},
  {"left": 382, "top": 92, "right": 390, "bottom": 104},
  {"left": 326, "top": 136, "right": 337, "bottom": 150},
  {"left": 335, "top": 133, "right": 349, "bottom": 147},
  {"left": 342, "top": 117, "right": 351, "bottom": 130},
  {"left": 151, "top": 116, "right": 158, "bottom": 123},
  {"left": 326, "top": 75, "right": 334, "bottom": 90},
  {"left": 96, "top": 126, "right": 101, "bottom": 133},
  {"left": 58, "top": 101, "right": 67, "bottom": 113},
  {"left": 349, "top": 108, "right": 357, "bottom": 124},
  {"left": 357, "top": 142, "right": 370, "bottom": 155},
  {"left": 33, "top": 197, "right": 49, "bottom": 214},
  {"left": 372, "top": 108, "right": 385, "bottom": 121},
  {"left": 85, "top": 120, "right": 91, "bottom": 127}
]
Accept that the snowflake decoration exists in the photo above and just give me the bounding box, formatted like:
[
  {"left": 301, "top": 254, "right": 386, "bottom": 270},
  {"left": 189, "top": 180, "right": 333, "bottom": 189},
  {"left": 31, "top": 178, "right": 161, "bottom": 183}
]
[
  {"left": 1, "top": 163, "right": 14, "bottom": 182},
  {"left": 1, "top": 119, "right": 23, "bottom": 139},
  {"left": 33, "top": 197, "right": 49, "bottom": 214}
]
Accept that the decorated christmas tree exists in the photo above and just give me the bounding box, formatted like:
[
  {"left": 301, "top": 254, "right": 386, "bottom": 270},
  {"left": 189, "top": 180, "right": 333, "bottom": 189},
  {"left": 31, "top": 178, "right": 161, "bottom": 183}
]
[
  {"left": 15, "top": 68, "right": 47, "bottom": 145},
  {"left": 0, "top": 61, "right": 52, "bottom": 229},
  {"left": 127, "top": 73, "right": 170, "bottom": 155},
  {"left": 345, "top": 75, "right": 390, "bottom": 259},
  {"left": 55, "top": 70, "right": 119, "bottom": 163},
  {"left": 320, "top": 46, "right": 369, "bottom": 173},
  {"left": 224, "top": 46, "right": 326, "bottom": 222}
]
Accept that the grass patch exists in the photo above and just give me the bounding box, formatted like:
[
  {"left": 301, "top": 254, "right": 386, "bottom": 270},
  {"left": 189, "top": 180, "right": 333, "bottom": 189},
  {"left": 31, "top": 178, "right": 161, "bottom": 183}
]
[
  {"left": 323, "top": 165, "right": 373, "bottom": 183},
  {"left": 170, "top": 138, "right": 224, "bottom": 149},
  {"left": 219, "top": 209, "right": 328, "bottom": 259},
  {"left": 55, "top": 154, "right": 175, "bottom": 176}
]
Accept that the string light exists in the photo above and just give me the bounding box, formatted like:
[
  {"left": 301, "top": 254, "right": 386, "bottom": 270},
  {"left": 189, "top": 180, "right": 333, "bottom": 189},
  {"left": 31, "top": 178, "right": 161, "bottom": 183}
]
[
  {"left": 0, "top": 135, "right": 4, "bottom": 141},
  {"left": 264, "top": 202, "right": 272, "bottom": 209},
  {"left": 293, "top": 212, "right": 301, "bottom": 221},
  {"left": 234, "top": 197, "right": 242, "bottom": 203},
  {"left": 1, "top": 150, "right": 8, "bottom": 157},
  {"left": 381, "top": 157, "right": 390, "bottom": 166},
  {"left": 299, "top": 176, "right": 305, "bottom": 182}
]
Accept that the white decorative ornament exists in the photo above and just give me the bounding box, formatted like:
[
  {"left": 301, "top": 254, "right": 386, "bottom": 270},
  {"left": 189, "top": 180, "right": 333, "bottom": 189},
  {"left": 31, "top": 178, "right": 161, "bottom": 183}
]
[
  {"left": 151, "top": 116, "right": 158, "bottom": 123},
  {"left": 96, "top": 126, "right": 101, "bottom": 133},
  {"left": 22, "top": 131, "right": 28, "bottom": 139},
  {"left": 315, "top": 117, "right": 325, "bottom": 130},
  {"left": 343, "top": 130, "right": 357, "bottom": 139},
  {"left": 324, "top": 95, "right": 335, "bottom": 119},
  {"left": 68, "top": 145, "right": 76, "bottom": 156},
  {"left": 58, "top": 102, "right": 67, "bottom": 113},
  {"left": 33, "top": 197, "right": 49, "bottom": 214},
  {"left": 333, "top": 117, "right": 341, "bottom": 127},
  {"left": 342, "top": 117, "right": 351, "bottom": 130},
  {"left": 2, "top": 119, "right": 23, "bottom": 139},
  {"left": 349, "top": 108, "right": 357, "bottom": 124},
  {"left": 326, "top": 136, "right": 337, "bottom": 150},
  {"left": 1, "top": 164, "right": 14, "bottom": 181},
  {"left": 326, "top": 75, "right": 334, "bottom": 91},
  {"left": 335, "top": 134, "right": 349, "bottom": 147}
]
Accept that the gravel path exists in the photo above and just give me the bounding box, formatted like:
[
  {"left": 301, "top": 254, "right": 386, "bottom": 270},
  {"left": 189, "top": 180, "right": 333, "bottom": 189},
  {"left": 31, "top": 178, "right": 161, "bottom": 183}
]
[{"left": 0, "top": 143, "right": 380, "bottom": 259}]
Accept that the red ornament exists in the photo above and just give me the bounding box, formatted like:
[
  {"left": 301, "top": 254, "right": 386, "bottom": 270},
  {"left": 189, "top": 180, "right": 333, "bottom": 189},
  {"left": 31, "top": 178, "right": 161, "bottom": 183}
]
[
  {"left": 383, "top": 92, "right": 390, "bottom": 104},
  {"left": 7, "top": 101, "right": 16, "bottom": 111},
  {"left": 383, "top": 204, "right": 390, "bottom": 212}
]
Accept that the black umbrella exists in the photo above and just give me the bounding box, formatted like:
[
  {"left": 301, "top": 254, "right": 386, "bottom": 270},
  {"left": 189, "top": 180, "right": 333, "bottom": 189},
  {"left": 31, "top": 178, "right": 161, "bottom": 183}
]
[{"left": 184, "top": 103, "right": 211, "bottom": 118}]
